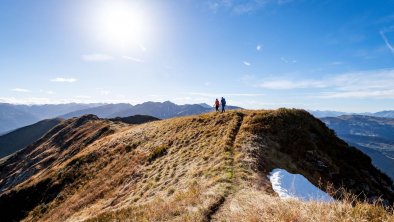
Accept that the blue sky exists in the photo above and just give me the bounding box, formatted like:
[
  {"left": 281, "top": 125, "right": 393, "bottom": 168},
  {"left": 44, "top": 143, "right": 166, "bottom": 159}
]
[{"left": 0, "top": 0, "right": 394, "bottom": 112}]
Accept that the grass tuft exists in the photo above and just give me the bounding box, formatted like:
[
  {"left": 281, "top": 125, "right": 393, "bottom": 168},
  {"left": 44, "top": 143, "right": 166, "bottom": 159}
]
[{"left": 148, "top": 145, "right": 170, "bottom": 162}]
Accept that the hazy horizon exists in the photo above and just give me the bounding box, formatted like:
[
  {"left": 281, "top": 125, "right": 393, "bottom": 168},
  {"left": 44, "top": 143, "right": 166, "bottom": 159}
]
[{"left": 1, "top": 0, "right": 394, "bottom": 112}]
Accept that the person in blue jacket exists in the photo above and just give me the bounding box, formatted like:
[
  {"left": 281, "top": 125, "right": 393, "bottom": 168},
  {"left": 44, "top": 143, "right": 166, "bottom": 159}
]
[{"left": 221, "top": 97, "right": 226, "bottom": 113}]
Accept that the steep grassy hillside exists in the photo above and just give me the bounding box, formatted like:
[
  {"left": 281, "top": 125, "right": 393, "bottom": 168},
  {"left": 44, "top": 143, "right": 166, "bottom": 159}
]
[
  {"left": 0, "top": 109, "right": 393, "bottom": 222},
  {"left": 0, "top": 118, "right": 63, "bottom": 158}
]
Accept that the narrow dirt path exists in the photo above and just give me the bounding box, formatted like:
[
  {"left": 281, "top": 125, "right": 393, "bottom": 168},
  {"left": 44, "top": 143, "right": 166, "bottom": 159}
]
[{"left": 204, "top": 112, "right": 244, "bottom": 222}]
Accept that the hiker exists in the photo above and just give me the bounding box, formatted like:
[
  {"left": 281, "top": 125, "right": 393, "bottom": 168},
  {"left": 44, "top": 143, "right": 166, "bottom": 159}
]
[
  {"left": 214, "top": 98, "right": 220, "bottom": 112},
  {"left": 221, "top": 97, "right": 226, "bottom": 113}
]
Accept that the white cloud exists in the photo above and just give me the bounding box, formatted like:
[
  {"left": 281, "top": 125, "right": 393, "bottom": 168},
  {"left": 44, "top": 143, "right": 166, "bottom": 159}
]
[
  {"left": 258, "top": 68, "right": 394, "bottom": 99},
  {"left": 281, "top": 57, "right": 297, "bottom": 63},
  {"left": 320, "top": 89, "right": 394, "bottom": 99},
  {"left": 207, "top": 0, "right": 294, "bottom": 14},
  {"left": 380, "top": 26, "right": 394, "bottom": 55},
  {"left": 39, "top": 89, "right": 54, "bottom": 94},
  {"left": 139, "top": 44, "right": 147, "bottom": 52},
  {"left": 11, "top": 88, "right": 31, "bottom": 93},
  {"left": 50, "top": 77, "right": 77, "bottom": 83},
  {"left": 0, "top": 97, "right": 55, "bottom": 104},
  {"left": 100, "top": 90, "right": 111, "bottom": 96},
  {"left": 260, "top": 80, "right": 326, "bottom": 90},
  {"left": 96, "top": 88, "right": 111, "bottom": 96},
  {"left": 330, "top": 61, "right": 343, "bottom": 65},
  {"left": 123, "top": 56, "right": 144, "bottom": 63},
  {"left": 256, "top": 44, "right": 262, "bottom": 51},
  {"left": 75, "top": 95, "right": 91, "bottom": 99},
  {"left": 243, "top": 61, "right": 251, "bottom": 66},
  {"left": 82, "top": 53, "right": 113, "bottom": 61}
]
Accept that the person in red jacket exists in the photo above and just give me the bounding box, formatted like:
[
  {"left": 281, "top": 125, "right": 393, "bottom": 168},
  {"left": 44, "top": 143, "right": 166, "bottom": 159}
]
[{"left": 214, "top": 98, "right": 220, "bottom": 112}]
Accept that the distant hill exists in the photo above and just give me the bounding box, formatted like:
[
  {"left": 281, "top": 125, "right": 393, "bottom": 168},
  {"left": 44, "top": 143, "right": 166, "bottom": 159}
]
[
  {"left": 0, "top": 103, "right": 101, "bottom": 134},
  {"left": 321, "top": 115, "right": 394, "bottom": 181},
  {"left": 374, "top": 110, "right": 394, "bottom": 118},
  {"left": 16, "top": 103, "right": 103, "bottom": 119},
  {"left": 309, "top": 110, "right": 349, "bottom": 118},
  {"left": 110, "top": 101, "right": 211, "bottom": 118},
  {"left": 310, "top": 110, "right": 394, "bottom": 118},
  {"left": 0, "top": 103, "right": 39, "bottom": 134},
  {"left": 198, "top": 103, "right": 212, "bottom": 108},
  {"left": 0, "top": 118, "right": 63, "bottom": 158},
  {"left": 60, "top": 103, "right": 133, "bottom": 118},
  {"left": 0, "top": 109, "right": 393, "bottom": 221}
]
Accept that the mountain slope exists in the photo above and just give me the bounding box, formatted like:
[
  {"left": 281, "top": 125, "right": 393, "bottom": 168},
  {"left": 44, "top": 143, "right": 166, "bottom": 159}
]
[
  {"left": 0, "top": 118, "right": 63, "bottom": 159},
  {"left": 0, "top": 109, "right": 393, "bottom": 222}
]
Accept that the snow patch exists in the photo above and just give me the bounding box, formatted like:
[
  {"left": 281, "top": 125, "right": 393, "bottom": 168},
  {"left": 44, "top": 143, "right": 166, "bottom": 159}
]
[{"left": 268, "top": 168, "right": 334, "bottom": 202}]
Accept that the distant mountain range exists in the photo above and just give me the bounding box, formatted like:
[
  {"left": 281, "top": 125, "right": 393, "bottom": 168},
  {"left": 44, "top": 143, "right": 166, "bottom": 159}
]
[
  {"left": 0, "top": 101, "right": 242, "bottom": 134},
  {"left": 310, "top": 110, "right": 394, "bottom": 118},
  {"left": 0, "top": 103, "right": 102, "bottom": 134},
  {"left": 321, "top": 115, "right": 394, "bottom": 181},
  {"left": 60, "top": 101, "right": 241, "bottom": 119}
]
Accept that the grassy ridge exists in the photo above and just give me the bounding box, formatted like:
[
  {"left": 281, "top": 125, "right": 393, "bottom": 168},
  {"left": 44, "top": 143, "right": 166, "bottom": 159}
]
[{"left": 0, "top": 110, "right": 393, "bottom": 221}]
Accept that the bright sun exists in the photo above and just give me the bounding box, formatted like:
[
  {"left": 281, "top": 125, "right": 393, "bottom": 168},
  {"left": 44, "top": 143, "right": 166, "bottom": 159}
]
[{"left": 91, "top": 1, "right": 152, "bottom": 51}]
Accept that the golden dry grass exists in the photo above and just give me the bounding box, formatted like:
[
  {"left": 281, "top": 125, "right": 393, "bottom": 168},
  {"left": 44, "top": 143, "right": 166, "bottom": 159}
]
[{"left": 213, "top": 188, "right": 394, "bottom": 222}]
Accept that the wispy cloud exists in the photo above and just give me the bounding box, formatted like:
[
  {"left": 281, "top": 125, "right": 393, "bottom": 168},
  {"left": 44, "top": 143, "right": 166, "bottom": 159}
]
[
  {"left": 330, "top": 61, "right": 343, "bottom": 65},
  {"left": 0, "top": 97, "right": 54, "bottom": 104},
  {"left": 39, "top": 89, "right": 54, "bottom": 94},
  {"left": 100, "top": 90, "right": 111, "bottom": 96},
  {"left": 139, "top": 44, "right": 147, "bottom": 52},
  {"left": 281, "top": 57, "right": 297, "bottom": 63},
  {"left": 260, "top": 80, "right": 326, "bottom": 90},
  {"left": 75, "top": 95, "right": 91, "bottom": 99},
  {"left": 123, "top": 56, "right": 144, "bottom": 63},
  {"left": 256, "top": 44, "right": 262, "bottom": 51},
  {"left": 258, "top": 68, "right": 394, "bottom": 99},
  {"left": 320, "top": 90, "right": 394, "bottom": 99},
  {"left": 206, "top": 0, "right": 294, "bottom": 14},
  {"left": 11, "top": 88, "right": 31, "bottom": 93},
  {"left": 380, "top": 26, "right": 394, "bottom": 55},
  {"left": 243, "top": 61, "right": 251, "bottom": 66},
  {"left": 82, "top": 53, "right": 113, "bottom": 62},
  {"left": 50, "top": 77, "right": 77, "bottom": 83}
]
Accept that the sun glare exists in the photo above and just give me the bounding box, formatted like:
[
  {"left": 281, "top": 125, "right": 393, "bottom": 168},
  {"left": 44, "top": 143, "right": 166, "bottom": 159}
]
[{"left": 91, "top": 1, "right": 152, "bottom": 51}]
